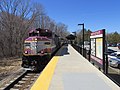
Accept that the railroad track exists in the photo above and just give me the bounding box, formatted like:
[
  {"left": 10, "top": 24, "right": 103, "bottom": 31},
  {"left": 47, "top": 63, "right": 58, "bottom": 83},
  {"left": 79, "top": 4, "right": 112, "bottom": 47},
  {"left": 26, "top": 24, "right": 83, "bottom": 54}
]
[{"left": 0, "top": 70, "right": 40, "bottom": 90}]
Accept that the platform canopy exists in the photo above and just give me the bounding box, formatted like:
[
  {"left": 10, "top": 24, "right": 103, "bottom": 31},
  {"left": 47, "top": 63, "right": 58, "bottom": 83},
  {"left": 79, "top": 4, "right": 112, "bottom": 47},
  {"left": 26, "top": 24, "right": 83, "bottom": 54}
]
[{"left": 66, "top": 34, "right": 76, "bottom": 40}]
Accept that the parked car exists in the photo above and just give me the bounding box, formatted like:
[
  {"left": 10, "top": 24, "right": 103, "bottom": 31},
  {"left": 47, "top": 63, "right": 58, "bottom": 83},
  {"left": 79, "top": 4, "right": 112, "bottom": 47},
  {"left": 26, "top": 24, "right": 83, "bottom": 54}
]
[
  {"left": 117, "top": 43, "right": 120, "bottom": 49},
  {"left": 106, "top": 49, "right": 117, "bottom": 55},
  {"left": 108, "top": 52, "right": 120, "bottom": 68},
  {"left": 108, "top": 43, "right": 117, "bottom": 47}
]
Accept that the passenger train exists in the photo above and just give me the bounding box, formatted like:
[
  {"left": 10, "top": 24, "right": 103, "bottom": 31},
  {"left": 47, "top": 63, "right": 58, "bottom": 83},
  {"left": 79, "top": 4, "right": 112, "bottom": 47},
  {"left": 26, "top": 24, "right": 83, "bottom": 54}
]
[{"left": 21, "top": 28, "right": 62, "bottom": 71}]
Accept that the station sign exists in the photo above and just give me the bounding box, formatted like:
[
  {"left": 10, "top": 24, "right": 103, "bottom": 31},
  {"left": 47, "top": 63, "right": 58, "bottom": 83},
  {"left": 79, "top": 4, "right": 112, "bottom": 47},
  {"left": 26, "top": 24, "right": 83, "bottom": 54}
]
[{"left": 90, "top": 29, "right": 105, "bottom": 71}]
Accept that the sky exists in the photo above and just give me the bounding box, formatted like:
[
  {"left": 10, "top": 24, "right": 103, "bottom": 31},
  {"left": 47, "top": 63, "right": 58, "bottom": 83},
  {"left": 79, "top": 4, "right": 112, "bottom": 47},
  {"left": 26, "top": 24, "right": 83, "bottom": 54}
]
[{"left": 33, "top": 0, "right": 120, "bottom": 33}]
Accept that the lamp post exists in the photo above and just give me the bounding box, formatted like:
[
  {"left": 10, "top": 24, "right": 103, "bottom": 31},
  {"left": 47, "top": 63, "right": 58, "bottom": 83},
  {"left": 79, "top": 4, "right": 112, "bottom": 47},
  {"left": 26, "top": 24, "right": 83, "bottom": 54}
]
[
  {"left": 78, "top": 23, "right": 84, "bottom": 56},
  {"left": 72, "top": 32, "right": 77, "bottom": 44}
]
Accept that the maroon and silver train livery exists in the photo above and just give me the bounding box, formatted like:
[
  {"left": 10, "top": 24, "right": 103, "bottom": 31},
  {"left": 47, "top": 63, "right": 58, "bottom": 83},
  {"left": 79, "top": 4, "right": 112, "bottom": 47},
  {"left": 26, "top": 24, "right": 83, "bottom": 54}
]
[{"left": 22, "top": 28, "right": 61, "bottom": 71}]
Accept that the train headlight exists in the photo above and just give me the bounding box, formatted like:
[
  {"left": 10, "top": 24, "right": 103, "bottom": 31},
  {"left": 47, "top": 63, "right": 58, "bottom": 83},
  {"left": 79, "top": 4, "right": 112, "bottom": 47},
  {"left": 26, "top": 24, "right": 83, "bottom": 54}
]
[
  {"left": 25, "top": 51, "right": 28, "bottom": 54},
  {"left": 41, "top": 50, "right": 44, "bottom": 54},
  {"left": 35, "top": 38, "right": 37, "bottom": 41}
]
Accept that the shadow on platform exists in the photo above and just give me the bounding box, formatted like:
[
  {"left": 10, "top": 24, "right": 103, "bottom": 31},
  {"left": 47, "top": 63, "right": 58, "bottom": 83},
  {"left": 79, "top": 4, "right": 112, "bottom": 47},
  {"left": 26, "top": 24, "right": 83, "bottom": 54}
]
[{"left": 55, "top": 44, "right": 70, "bottom": 56}]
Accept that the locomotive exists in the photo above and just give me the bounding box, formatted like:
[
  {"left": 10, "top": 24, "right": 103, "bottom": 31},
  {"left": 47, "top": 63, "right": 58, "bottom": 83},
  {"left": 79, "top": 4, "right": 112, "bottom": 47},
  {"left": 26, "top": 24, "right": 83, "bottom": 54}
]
[{"left": 21, "top": 28, "right": 61, "bottom": 71}]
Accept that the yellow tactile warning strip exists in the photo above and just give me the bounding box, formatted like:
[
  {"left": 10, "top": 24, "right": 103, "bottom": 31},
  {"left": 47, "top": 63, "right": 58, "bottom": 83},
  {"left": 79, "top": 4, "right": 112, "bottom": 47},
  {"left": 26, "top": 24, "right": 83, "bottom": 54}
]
[{"left": 30, "top": 56, "right": 60, "bottom": 90}]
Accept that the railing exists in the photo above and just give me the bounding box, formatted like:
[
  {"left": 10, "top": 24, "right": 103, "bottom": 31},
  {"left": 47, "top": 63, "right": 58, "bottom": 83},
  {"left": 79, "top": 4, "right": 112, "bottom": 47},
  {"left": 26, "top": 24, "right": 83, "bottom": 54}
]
[
  {"left": 72, "top": 44, "right": 90, "bottom": 61},
  {"left": 72, "top": 44, "right": 109, "bottom": 74}
]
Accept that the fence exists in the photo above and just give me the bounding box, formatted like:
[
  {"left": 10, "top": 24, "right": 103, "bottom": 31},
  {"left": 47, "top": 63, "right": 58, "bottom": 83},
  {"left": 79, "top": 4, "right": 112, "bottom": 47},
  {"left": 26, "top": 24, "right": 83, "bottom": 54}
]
[
  {"left": 72, "top": 44, "right": 90, "bottom": 61},
  {"left": 72, "top": 44, "right": 110, "bottom": 74}
]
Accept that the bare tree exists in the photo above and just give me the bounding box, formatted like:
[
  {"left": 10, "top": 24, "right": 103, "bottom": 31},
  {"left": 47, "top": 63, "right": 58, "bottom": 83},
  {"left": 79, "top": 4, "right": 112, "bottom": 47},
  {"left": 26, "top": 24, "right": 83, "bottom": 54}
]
[
  {"left": 31, "top": 3, "right": 69, "bottom": 38},
  {"left": 55, "top": 23, "right": 68, "bottom": 38},
  {"left": 32, "top": 3, "right": 46, "bottom": 29},
  {"left": 0, "top": 0, "right": 69, "bottom": 58},
  {"left": 0, "top": 0, "right": 39, "bottom": 57}
]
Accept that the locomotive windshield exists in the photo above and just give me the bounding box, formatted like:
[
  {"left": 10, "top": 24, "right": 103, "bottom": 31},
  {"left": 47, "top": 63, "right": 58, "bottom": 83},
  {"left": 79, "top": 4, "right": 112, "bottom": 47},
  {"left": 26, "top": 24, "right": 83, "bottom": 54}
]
[
  {"left": 24, "top": 43, "right": 30, "bottom": 48},
  {"left": 44, "top": 42, "right": 51, "bottom": 45}
]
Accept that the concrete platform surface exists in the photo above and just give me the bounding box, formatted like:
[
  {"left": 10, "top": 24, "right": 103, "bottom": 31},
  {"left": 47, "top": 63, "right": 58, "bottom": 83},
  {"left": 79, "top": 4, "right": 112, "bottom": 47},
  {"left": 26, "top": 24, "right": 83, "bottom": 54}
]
[{"left": 49, "top": 44, "right": 120, "bottom": 90}]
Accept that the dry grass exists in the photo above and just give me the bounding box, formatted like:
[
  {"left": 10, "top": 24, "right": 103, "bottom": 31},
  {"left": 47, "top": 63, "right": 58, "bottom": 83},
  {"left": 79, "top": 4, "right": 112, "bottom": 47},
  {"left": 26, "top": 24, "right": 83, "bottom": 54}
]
[{"left": 0, "top": 58, "right": 22, "bottom": 80}]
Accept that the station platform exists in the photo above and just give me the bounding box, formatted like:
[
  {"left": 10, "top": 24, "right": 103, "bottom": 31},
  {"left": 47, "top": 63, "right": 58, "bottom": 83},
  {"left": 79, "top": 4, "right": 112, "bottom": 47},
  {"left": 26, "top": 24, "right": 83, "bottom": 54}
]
[{"left": 30, "top": 44, "right": 120, "bottom": 90}]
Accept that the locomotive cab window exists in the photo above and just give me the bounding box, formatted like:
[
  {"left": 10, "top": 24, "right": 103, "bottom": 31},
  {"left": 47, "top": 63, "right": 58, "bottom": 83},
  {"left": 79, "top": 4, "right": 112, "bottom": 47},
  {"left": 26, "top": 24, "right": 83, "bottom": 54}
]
[
  {"left": 24, "top": 43, "right": 30, "bottom": 46},
  {"left": 24, "top": 43, "right": 30, "bottom": 48},
  {"left": 44, "top": 42, "right": 50, "bottom": 45}
]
